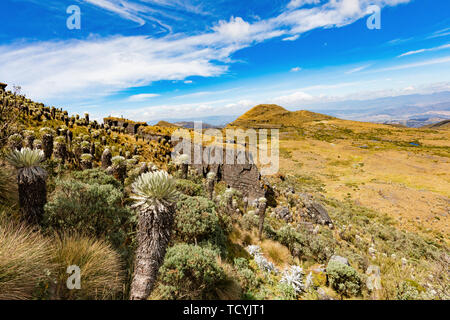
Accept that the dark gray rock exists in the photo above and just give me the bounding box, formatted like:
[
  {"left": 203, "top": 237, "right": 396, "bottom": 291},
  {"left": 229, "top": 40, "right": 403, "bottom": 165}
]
[
  {"left": 298, "top": 193, "right": 333, "bottom": 227},
  {"left": 275, "top": 206, "right": 293, "bottom": 222},
  {"left": 329, "top": 255, "right": 350, "bottom": 266}
]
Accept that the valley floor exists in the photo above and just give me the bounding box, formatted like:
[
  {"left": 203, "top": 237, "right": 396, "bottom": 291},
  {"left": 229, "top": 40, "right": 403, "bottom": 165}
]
[{"left": 277, "top": 120, "right": 450, "bottom": 244}]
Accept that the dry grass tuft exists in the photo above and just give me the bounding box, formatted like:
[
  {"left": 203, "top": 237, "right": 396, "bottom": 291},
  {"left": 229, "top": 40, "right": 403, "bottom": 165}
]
[
  {"left": 260, "top": 239, "right": 292, "bottom": 267},
  {"left": 51, "top": 233, "right": 124, "bottom": 300},
  {"left": 0, "top": 217, "right": 53, "bottom": 300}
]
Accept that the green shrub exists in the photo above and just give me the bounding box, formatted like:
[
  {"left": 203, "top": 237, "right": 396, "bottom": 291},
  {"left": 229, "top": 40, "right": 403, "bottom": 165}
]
[
  {"left": 175, "top": 179, "right": 204, "bottom": 196},
  {"left": 71, "top": 168, "right": 121, "bottom": 189},
  {"left": 276, "top": 225, "right": 307, "bottom": 251},
  {"left": 326, "top": 260, "right": 362, "bottom": 297},
  {"left": 275, "top": 225, "right": 335, "bottom": 263},
  {"left": 233, "top": 258, "right": 259, "bottom": 295},
  {"left": 396, "top": 280, "right": 425, "bottom": 300},
  {"left": 51, "top": 233, "right": 124, "bottom": 300},
  {"left": 241, "top": 212, "right": 259, "bottom": 231},
  {"left": 174, "top": 195, "right": 226, "bottom": 253},
  {"left": 154, "top": 244, "right": 228, "bottom": 300},
  {"left": 43, "top": 178, "right": 134, "bottom": 253},
  {"left": 276, "top": 282, "right": 298, "bottom": 300}
]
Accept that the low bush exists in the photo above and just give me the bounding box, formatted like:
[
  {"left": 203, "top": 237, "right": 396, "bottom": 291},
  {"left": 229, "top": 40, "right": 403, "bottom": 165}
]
[
  {"left": 71, "top": 168, "right": 122, "bottom": 189},
  {"left": 275, "top": 225, "right": 335, "bottom": 263},
  {"left": 233, "top": 258, "right": 259, "bottom": 295},
  {"left": 175, "top": 179, "right": 204, "bottom": 196},
  {"left": 241, "top": 212, "right": 259, "bottom": 231},
  {"left": 154, "top": 244, "right": 228, "bottom": 300},
  {"left": 43, "top": 178, "right": 134, "bottom": 253},
  {"left": 174, "top": 195, "right": 226, "bottom": 253},
  {"left": 396, "top": 280, "right": 425, "bottom": 300},
  {"left": 326, "top": 260, "right": 362, "bottom": 297}
]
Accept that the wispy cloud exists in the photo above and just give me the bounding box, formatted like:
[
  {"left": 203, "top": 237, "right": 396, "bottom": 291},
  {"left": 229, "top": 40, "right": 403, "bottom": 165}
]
[
  {"left": 128, "top": 93, "right": 160, "bottom": 101},
  {"left": 346, "top": 64, "right": 371, "bottom": 74},
  {"left": 271, "top": 91, "right": 314, "bottom": 106},
  {"left": 427, "top": 27, "right": 450, "bottom": 39},
  {"left": 282, "top": 34, "right": 299, "bottom": 41},
  {"left": 287, "top": 0, "right": 322, "bottom": 10},
  {"left": 0, "top": 0, "right": 414, "bottom": 102},
  {"left": 84, "top": 0, "right": 147, "bottom": 25},
  {"left": 291, "top": 67, "right": 302, "bottom": 72},
  {"left": 377, "top": 56, "right": 450, "bottom": 72},
  {"left": 398, "top": 43, "right": 450, "bottom": 57}
]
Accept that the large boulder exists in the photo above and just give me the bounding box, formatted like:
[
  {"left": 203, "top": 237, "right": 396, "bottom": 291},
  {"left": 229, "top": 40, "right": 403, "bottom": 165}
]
[
  {"left": 179, "top": 143, "right": 275, "bottom": 203},
  {"left": 329, "top": 255, "right": 350, "bottom": 267},
  {"left": 275, "top": 206, "right": 293, "bottom": 222},
  {"left": 298, "top": 193, "right": 333, "bottom": 227}
]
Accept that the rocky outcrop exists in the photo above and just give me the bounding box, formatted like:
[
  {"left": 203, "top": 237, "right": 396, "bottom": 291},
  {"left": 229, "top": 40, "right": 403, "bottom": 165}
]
[
  {"left": 102, "top": 117, "right": 274, "bottom": 202},
  {"left": 329, "top": 255, "right": 350, "bottom": 266},
  {"left": 275, "top": 206, "right": 293, "bottom": 222},
  {"left": 174, "top": 143, "right": 274, "bottom": 203},
  {"left": 137, "top": 127, "right": 171, "bottom": 144},
  {"left": 104, "top": 117, "right": 147, "bottom": 135},
  {"left": 297, "top": 193, "right": 333, "bottom": 228}
]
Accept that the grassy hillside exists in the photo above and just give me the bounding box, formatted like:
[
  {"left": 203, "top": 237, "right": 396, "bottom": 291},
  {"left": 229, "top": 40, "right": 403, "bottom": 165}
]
[
  {"left": 0, "top": 90, "right": 449, "bottom": 301},
  {"left": 230, "top": 104, "right": 450, "bottom": 241},
  {"left": 155, "top": 120, "right": 180, "bottom": 128},
  {"left": 422, "top": 119, "right": 450, "bottom": 130},
  {"left": 228, "top": 104, "right": 333, "bottom": 129}
]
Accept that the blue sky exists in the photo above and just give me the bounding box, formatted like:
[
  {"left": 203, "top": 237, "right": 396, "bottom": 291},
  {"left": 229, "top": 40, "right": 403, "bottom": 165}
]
[{"left": 1, "top": 0, "right": 449, "bottom": 123}]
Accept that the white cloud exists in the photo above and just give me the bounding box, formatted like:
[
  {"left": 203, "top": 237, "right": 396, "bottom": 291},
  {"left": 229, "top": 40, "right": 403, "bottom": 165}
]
[
  {"left": 282, "top": 35, "right": 300, "bottom": 41},
  {"left": 271, "top": 91, "right": 314, "bottom": 106},
  {"left": 398, "top": 43, "right": 450, "bottom": 57},
  {"left": 184, "top": 80, "right": 193, "bottom": 84},
  {"left": 291, "top": 67, "right": 302, "bottom": 72},
  {"left": 346, "top": 64, "right": 370, "bottom": 74},
  {"left": 0, "top": 35, "right": 231, "bottom": 100},
  {"left": 375, "top": 56, "right": 450, "bottom": 72},
  {"left": 225, "top": 99, "right": 255, "bottom": 110},
  {"left": 427, "top": 28, "right": 450, "bottom": 39},
  {"left": 0, "top": 0, "right": 413, "bottom": 103},
  {"left": 128, "top": 93, "right": 160, "bottom": 101},
  {"left": 212, "top": 16, "right": 251, "bottom": 41},
  {"left": 83, "top": 0, "right": 209, "bottom": 30},
  {"left": 84, "top": 0, "right": 147, "bottom": 25},
  {"left": 108, "top": 81, "right": 450, "bottom": 122},
  {"left": 287, "top": 0, "right": 321, "bottom": 10},
  {"left": 111, "top": 99, "right": 229, "bottom": 121}
]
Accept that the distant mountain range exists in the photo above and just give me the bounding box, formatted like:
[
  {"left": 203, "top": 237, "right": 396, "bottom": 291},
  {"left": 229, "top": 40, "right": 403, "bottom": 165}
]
[
  {"left": 155, "top": 120, "right": 223, "bottom": 129},
  {"left": 311, "top": 91, "right": 450, "bottom": 128},
  {"left": 153, "top": 91, "right": 450, "bottom": 128},
  {"left": 151, "top": 115, "right": 237, "bottom": 128}
]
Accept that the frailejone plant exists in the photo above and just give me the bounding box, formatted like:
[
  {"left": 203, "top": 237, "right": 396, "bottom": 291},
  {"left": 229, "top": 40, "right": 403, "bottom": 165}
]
[
  {"left": 5, "top": 148, "right": 48, "bottom": 225},
  {"left": 129, "top": 170, "right": 178, "bottom": 300}
]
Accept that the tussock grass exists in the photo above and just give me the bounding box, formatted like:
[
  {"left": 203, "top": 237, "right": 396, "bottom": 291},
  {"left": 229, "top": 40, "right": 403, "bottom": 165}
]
[
  {"left": 260, "top": 239, "right": 292, "bottom": 267},
  {"left": 0, "top": 217, "right": 53, "bottom": 300},
  {"left": 51, "top": 233, "right": 124, "bottom": 300}
]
